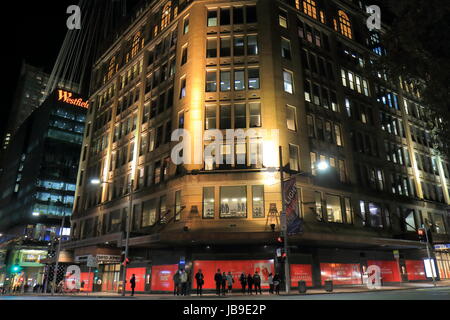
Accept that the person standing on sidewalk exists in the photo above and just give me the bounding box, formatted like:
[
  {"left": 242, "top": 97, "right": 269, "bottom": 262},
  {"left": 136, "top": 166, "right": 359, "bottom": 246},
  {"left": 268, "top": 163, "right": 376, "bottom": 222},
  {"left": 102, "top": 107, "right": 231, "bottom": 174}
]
[
  {"left": 195, "top": 269, "right": 205, "bottom": 296},
  {"left": 226, "top": 272, "right": 234, "bottom": 294},
  {"left": 268, "top": 273, "right": 274, "bottom": 294},
  {"left": 239, "top": 273, "right": 247, "bottom": 295},
  {"left": 247, "top": 274, "right": 254, "bottom": 295},
  {"left": 221, "top": 272, "right": 227, "bottom": 296},
  {"left": 180, "top": 269, "right": 188, "bottom": 296},
  {"left": 173, "top": 270, "right": 181, "bottom": 296},
  {"left": 130, "top": 274, "right": 136, "bottom": 296},
  {"left": 253, "top": 271, "right": 262, "bottom": 295},
  {"left": 273, "top": 274, "right": 281, "bottom": 295},
  {"left": 214, "top": 269, "right": 222, "bottom": 296}
]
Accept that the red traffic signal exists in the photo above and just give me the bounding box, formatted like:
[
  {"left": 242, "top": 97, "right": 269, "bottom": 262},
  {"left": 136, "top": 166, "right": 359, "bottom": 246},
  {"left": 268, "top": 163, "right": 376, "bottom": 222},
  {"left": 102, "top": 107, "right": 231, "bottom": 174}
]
[
  {"left": 418, "top": 228, "right": 426, "bottom": 242},
  {"left": 122, "top": 257, "right": 130, "bottom": 266}
]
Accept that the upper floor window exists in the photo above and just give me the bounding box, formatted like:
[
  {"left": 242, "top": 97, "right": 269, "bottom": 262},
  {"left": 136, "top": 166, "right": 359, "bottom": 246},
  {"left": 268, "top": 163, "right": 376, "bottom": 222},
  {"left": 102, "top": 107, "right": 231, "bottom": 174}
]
[
  {"left": 335, "top": 10, "right": 352, "bottom": 39},
  {"left": 131, "top": 32, "right": 142, "bottom": 59},
  {"left": 279, "top": 10, "right": 288, "bottom": 28},
  {"left": 303, "top": 0, "right": 317, "bottom": 19},
  {"left": 161, "top": 2, "right": 172, "bottom": 30}
]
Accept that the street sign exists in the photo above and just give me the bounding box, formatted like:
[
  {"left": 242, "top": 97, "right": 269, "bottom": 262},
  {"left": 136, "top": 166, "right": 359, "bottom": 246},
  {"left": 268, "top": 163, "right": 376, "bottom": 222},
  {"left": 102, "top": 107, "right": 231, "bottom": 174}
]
[
  {"left": 87, "top": 255, "right": 98, "bottom": 268},
  {"left": 393, "top": 250, "right": 400, "bottom": 259}
]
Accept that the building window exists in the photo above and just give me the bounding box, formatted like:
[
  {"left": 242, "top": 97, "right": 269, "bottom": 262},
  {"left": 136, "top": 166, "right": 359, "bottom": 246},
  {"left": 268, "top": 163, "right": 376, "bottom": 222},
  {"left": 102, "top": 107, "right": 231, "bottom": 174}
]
[
  {"left": 207, "top": 9, "right": 218, "bottom": 27},
  {"left": 279, "top": 10, "right": 288, "bottom": 28},
  {"left": 203, "top": 187, "right": 215, "bottom": 219},
  {"left": 131, "top": 32, "right": 142, "bottom": 58},
  {"left": 179, "top": 77, "right": 186, "bottom": 99},
  {"left": 183, "top": 18, "right": 189, "bottom": 34},
  {"left": 207, "top": 38, "right": 218, "bottom": 58},
  {"left": 252, "top": 186, "right": 265, "bottom": 218},
  {"left": 325, "top": 194, "right": 343, "bottom": 223},
  {"left": 247, "top": 35, "right": 259, "bottom": 55},
  {"left": 220, "top": 105, "right": 232, "bottom": 129},
  {"left": 249, "top": 102, "right": 262, "bottom": 128},
  {"left": 283, "top": 70, "right": 294, "bottom": 94},
  {"left": 220, "top": 70, "right": 231, "bottom": 91},
  {"left": 286, "top": 105, "right": 297, "bottom": 131},
  {"left": 338, "top": 10, "right": 352, "bottom": 39},
  {"left": 281, "top": 38, "right": 292, "bottom": 59},
  {"left": 142, "top": 199, "right": 157, "bottom": 227},
  {"left": 368, "top": 202, "right": 383, "bottom": 228},
  {"left": 289, "top": 144, "right": 300, "bottom": 172},
  {"left": 161, "top": 2, "right": 172, "bottom": 30},
  {"left": 181, "top": 45, "right": 188, "bottom": 65},
  {"left": 205, "top": 105, "right": 217, "bottom": 129},
  {"left": 234, "top": 36, "right": 245, "bottom": 56},
  {"left": 234, "top": 7, "right": 244, "bottom": 24},
  {"left": 220, "top": 37, "right": 231, "bottom": 57},
  {"left": 206, "top": 70, "right": 217, "bottom": 92},
  {"left": 235, "top": 104, "right": 247, "bottom": 129},
  {"left": 231, "top": 70, "right": 244, "bottom": 91},
  {"left": 246, "top": 5, "right": 257, "bottom": 23},
  {"left": 220, "top": 186, "right": 247, "bottom": 218},
  {"left": 248, "top": 68, "right": 260, "bottom": 90},
  {"left": 344, "top": 198, "right": 353, "bottom": 224},
  {"left": 303, "top": 0, "right": 317, "bottom": 19}
]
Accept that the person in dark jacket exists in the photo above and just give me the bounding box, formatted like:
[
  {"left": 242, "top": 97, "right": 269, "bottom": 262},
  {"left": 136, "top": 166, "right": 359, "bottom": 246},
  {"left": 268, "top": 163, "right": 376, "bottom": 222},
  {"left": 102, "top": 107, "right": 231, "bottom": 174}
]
[
  {"left": 221, "top": 272, "right": 227, "bottom": 296},
  {"left": 195, "top": 269, "right": 205, "bottom": 296},
  {"left": 214, "top": 269, "right": 222, "bottom": 296},
  {"left": 173, "top": 270, "right": 181, "bottom": 296},
  {"left": 247, "top": 274, "right": 254, "bottom": 295},
  {"left": 130, "top": 274, "right": 136, "bottom": 296},
  {"left": 253, "top": 271, "right": 262, "bottom": 295},
  {"left": 273, "top": 274, "right": 281, "bottom": 295},
  {"left": 239, "top": 273, "right": 247, "bottom": 295}
]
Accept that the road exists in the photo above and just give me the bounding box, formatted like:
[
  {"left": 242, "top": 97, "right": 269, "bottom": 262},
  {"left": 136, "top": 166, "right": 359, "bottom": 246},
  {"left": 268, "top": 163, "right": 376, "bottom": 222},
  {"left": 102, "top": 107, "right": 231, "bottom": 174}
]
[{"left": 1, "top": 287, "right": 449, "bottom": 300}]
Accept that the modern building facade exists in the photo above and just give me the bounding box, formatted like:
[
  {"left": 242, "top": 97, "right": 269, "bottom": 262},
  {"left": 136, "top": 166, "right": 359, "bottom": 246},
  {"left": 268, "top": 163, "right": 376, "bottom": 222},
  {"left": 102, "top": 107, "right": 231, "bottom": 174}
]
[
  {"left": 66, "top": 0, "right": 450, "bottom": 293},
  {"left": 0, "top": 89, "right": 87, "bottom": 289}
]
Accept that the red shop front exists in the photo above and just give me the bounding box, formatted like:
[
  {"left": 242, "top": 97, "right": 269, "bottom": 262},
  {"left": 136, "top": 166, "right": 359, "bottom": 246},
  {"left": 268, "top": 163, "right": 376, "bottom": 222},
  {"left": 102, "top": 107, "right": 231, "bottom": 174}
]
[
  {"left": 126, "top": 268, "right": 147, "bottom": 292},
  {"left": 290, "top": 264, "right": 313, "bottom": 287},
  {"left": 80, "top": 272, "right": 94, "bottom": 292},
  {"left": 151, "top": 264, "right": 179, "bottom": 292},
  {"left": 405, "top": 260, "right": 426, "bottom": 281},
  {"left": 320, "top": 263, "right": 362, "bottom": 285},
  {"left": 367, "top": 260, "right": 401, "bottom": 282},
  {"left": 193, "top": 260, "right": 275, "bottom": 290}
]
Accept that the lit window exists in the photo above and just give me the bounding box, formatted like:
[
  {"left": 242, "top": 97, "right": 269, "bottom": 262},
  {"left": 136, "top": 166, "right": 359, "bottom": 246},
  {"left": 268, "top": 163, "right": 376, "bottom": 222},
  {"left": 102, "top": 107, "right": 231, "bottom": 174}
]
[
  {"left": 220, "top": 186, "right": 247, "bottom": 219},
  {"left": 303, "top": 0, "right": 317, "bottom": 19},
  {"left": 248, "top": 68, "right": 260, "bottom": 90},
  {"left": 279, "top": 10, "right": 288, "bottom": 28},
  {"left": 203, "top": 187, "right": 215, "bottom": 219},
  {"left": 131, "top": 32, "right": 142, "bottom": 58},
  {"left": 289, "top": 144, "right": 300, "bottom": 172},
  {"left": 206, "top": 70, "right": 217, "bottom": 92},
  {"left": 207, "top": 10, "right": 218, "bottom": 27},
  {"left": 338, "top": 10, "right": 352, "bottom": 39},
  {"left": 283, "top": 70, "right": 294, "bottom": 94},
  {"left": 161, "top": 2, "right": 172, "bottom": 29},
  {"left": 286, "top": 105, "right": 297, "bottom": 131}
]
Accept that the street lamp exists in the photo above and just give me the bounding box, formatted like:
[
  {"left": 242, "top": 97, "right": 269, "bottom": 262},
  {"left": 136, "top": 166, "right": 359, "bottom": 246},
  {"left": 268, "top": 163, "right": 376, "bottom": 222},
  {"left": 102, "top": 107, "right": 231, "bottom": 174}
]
[{"left": 90, "top": 178, "right": 134, "bottom": 296}]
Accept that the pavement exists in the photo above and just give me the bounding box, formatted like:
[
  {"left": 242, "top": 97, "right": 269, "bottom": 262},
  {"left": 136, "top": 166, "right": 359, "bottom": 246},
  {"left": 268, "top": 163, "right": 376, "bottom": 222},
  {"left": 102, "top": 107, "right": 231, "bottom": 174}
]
[{"left": 1, "top": 280, "right": 450, "bottom": 300}]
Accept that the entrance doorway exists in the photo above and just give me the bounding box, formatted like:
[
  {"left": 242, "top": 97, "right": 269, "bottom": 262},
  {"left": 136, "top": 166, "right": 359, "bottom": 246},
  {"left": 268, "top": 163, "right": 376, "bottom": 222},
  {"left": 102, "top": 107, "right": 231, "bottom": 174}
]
[{"left": 101, "top": 264, "right": 121, "bottom": 292}]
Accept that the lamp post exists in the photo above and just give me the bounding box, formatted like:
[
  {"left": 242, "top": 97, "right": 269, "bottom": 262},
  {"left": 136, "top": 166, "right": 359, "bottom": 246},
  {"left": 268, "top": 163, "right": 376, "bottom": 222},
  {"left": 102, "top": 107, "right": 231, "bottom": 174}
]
[
  {"left": 51, "top": 200, "right": 66, "bottom": 296},
  {"left": 272, "top": 147, "right": 330, "bottom": 294},
  {"left": 90, "top": 178, "right": 134, "bottom": 296},
  {"left": 422, "top": 222, "right": 437, "bottom": 287}
]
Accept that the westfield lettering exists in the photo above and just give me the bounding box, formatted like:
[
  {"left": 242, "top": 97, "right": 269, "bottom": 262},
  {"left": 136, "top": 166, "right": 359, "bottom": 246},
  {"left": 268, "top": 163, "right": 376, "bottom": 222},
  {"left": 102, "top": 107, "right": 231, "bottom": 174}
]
[{"left": 58, "top": 90, "right": 89, "bottom": 109}]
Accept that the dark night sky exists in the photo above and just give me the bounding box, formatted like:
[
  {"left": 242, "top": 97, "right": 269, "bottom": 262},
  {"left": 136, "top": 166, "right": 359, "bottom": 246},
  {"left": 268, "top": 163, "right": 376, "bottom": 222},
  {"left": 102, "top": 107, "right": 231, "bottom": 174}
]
[{"left": 1, "top": 0, "right": 75, "bottom": 140}]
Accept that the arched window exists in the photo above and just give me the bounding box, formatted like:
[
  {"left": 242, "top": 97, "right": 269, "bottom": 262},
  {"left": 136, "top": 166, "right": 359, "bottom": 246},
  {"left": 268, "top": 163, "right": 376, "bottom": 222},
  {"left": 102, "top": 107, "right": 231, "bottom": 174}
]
[
  {"left": 161, "top": 2, "right": 172, "bottom": 30},
  {"left": 303, "top": 0, "right": 317, "bottom": 19},
  {"left": 131, "top": 32, "right": 142, "bottom": 58},
  {"left": 338, "top": 10, "right": 352, "bottom": 39}
]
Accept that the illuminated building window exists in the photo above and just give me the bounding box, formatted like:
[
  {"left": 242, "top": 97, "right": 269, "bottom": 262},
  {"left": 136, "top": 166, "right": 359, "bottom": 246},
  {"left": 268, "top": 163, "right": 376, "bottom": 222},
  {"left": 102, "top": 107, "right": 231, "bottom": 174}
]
[
  {"left": 179, "top": 77, "right": 186, "bottom": 99},
  {"left": 286, "top": 105, "right": 297, "bottom": 132},
  {"left": 203, "top": 187, "right": 215, "bottom": 219},
  {"left": 220, "top": 70, "right": 231, "bottom": 92},
  {"left": 234, "top": 36, "right": 245, "bottom": 56},
  {"left": 289, "top": 144, "right": 300, "bottom": 172},
  {"left": 247, "top": 35, "right": 258, "bottom": 55},
  {"left": 131, "top": 32, "right": 142, "bottom": 59},
  {"left": 183, "top": 17, "right": 189, "bottom": 34},
  {"left": 279, "top": 10, "right": 288, "bottom": 28},
  {"left": 283, "top": 70, "right": 294, "bottom": 94},
  {"left": 175, "top": 190, "right": 182, "bottom": 221},
  {"left": 252, "top": 186, "right": 265, "bottom": 218},
  {"left": 303, "top": 0, "right": 317, "bottom": 19},
  {"left": 249, "top": 102, "right": 261, "bottom": 128},
  {"left": 338, "top": 10, "right": 352, "bottom": 39},
  {"left": 234, "top": 69, "right": 245, "bottom": 91},
  {"left": 142, "top": 198, "right": 157, "bottom": 227},
  {"left": 248, "top": 68, "right": 260, "bottom": 90},
  {"left": 181, "top": 45, "right": 188, "bottom": 65},
  {"left": 281, "top": 38, "right": 291, "bottom": 59},
  {"left": 206, "top": 70, "right": 217, "bottom": 92},
  {"left": 207, "top": 9, "right": 218, "bottom": 27},
  {"left": 220, "top": 186, "right": 247, "bottom": 219},
  {"left": 325, "top": 194, "right": 343, "bottom": 223},
  {"left": 107, "top": 56, "right": 117, "bottom": 81},
  {"left": 205, "top": 105, "right": 217, "bottom": 130},
  {"left": 161, "top": 2, "right": 172, "bottom": 30}
]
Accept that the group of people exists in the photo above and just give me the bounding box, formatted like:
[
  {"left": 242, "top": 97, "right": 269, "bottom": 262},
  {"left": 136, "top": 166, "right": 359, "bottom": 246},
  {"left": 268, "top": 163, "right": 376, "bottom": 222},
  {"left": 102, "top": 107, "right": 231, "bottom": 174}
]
[{"left": 172, "top": 269, "right": 190, "bottom": 296}]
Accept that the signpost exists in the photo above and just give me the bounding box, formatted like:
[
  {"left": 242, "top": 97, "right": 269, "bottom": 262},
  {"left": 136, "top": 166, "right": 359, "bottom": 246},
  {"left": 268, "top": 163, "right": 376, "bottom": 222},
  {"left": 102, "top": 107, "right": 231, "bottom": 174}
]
[{"left": 86, "top": 255, "right": 98, "bottom": 296}]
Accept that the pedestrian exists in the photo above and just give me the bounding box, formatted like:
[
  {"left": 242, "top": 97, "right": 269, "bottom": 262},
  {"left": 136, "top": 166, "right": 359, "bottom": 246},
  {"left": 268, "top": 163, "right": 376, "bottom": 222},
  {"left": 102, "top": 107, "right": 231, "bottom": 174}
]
[
  {"left": 253, "top": 271, "right": 262, "bottom": 295},
  {"left": 239, "top": 273, "right": 247, "bottom": 295},
  {"left": 130, "top": 274, "right": 136, "bottom": 296},
  {"left": 195, "top": 269, "right": 205, "bottom": 296},
  {"left": 247, "top": 274, "right": 254, "bottom": 295},
  {"left": 214, "top": 269, "right": 222, "bottom": 296},
  {"left": 273, "top": 274, "right": 281, "bottom": 295},
  {"left": 180, "top": 269, "right": 188, "bottom": 296},
  {"left": 173, "top": 269, "right": 181, "bottom": 296},
  {"left": 268, "top": 273, "right": 274, "bottom": 294},
  {"left": 226, "top": 272, "right": 234, "bottom": 294},
  {"left": 221, "top": 272, "right": 227, "bottom": 296}
]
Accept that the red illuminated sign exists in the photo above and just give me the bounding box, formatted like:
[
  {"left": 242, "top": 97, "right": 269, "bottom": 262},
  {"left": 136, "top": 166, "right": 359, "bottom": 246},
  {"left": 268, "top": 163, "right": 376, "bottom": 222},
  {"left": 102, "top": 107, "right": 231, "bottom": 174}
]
[
  {"left": 58, "top": 90, "right": 89, "bottom": 109},
  {"left": 367, "top": 260, "right": 401, "bottom": 282},
  {"left": 193, "top": 260, "right": 275, "bottom": 290},
  {"left": 151, "top": 265, "right": 179, "bottom": 292},
  {"left": 320, "top": 263, "right": 362, "bottom": 285},
  {"left": 405, "top": 260, "right": 426, "bottom": 280},
  {"left": 126, "top": 268, "right": 146, "bottom": 292},
  {"left": 80, "top": 272, "right": 93, "bottom": 292},
  {"left": 290, "top": 264, "right": 313, "bottom": 287}
]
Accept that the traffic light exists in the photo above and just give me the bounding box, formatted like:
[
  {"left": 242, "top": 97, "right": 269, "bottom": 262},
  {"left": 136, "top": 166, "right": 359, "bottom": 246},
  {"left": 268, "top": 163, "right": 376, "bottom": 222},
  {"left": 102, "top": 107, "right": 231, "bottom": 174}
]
[
  {"left": 418, "top": 228, "right": 426, "bottom": 242},
  {"left": 11, "top": 265, "right": 22, "bottom": 273},
  {"left": 122, "top": 255, "right": 130, "bottom": 266},
  {"left": 276, "top": 235, "right": 284, "bottom": 246}
]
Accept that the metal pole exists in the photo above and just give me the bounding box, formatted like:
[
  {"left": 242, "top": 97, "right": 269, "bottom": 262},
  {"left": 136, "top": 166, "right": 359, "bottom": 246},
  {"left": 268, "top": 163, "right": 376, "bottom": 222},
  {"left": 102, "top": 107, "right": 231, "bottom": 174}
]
[
  {"left": 423, "top": 224, "right": 437, "bottom": 287},
  {"left": 121, "top": 180, "right": 133, "bottom": 296},
  {"left": 279, "top": 146, "right": 291, "bottom": 294},
  {"left": 51, "top": 212, "right": 66, "bottom": 296},
  {"left": 87, "top": 267, "right": 91, "bottom": 296}
]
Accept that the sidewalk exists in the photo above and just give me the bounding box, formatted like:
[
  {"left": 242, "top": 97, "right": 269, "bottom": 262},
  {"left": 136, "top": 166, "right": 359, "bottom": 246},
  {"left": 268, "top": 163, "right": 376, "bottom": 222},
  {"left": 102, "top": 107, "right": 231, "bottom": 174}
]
[{"left": 4, "top": 280, "right": 450, "bottom": 299}]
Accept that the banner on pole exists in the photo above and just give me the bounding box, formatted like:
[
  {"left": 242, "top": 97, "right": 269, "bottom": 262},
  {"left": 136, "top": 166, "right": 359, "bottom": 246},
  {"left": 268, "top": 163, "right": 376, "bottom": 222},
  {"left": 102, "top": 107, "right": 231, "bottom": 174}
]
[{"left": 283, "top": 177, "right": 303, "bottom": 235}]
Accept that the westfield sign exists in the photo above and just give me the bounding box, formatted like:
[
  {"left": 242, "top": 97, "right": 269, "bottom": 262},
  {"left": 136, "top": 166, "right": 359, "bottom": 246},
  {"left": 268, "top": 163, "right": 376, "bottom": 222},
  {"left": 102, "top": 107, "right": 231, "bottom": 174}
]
[{"left": 58, "top": 90, "right": 89, "bottom": 109}]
